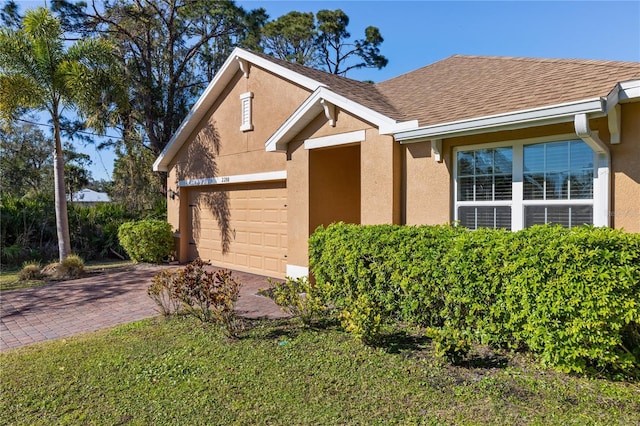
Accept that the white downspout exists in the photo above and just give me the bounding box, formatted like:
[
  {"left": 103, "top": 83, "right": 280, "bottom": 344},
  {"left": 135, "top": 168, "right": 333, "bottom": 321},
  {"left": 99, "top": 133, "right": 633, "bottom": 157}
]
[{"left": 574, "top": 113, "right": 610, "bottom": 227}]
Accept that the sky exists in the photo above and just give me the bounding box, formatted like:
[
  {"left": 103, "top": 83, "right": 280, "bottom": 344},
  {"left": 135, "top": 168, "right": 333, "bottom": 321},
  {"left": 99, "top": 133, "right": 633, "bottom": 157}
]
[{"left": 11, "top": 1, "right": 640, "bottom": 182}]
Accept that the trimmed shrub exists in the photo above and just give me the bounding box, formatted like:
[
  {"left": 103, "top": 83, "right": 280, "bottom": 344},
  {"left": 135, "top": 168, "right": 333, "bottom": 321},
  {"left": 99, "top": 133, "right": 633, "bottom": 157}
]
[
  {"left": 500, "top": 226, "right": 640, "bottom": 374},
  {"left": 309, "top": 222, "right": 640, "bottom": 376},
  {"left": 18, "top": 262, "right": 43, "bottom": 281},
  {"left": 310, "top": 223, "right": 465, "bottom": 343},
  {"left": 58, "top": 255, "right": 85, "bottom": 279},
  {"left": 118, "top": 220, "right": 174, "bottom": 263}
]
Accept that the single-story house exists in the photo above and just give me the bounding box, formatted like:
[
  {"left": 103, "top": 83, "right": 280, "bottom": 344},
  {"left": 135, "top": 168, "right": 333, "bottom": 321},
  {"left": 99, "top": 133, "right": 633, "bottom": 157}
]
[
  {"left": 154, "top": 48, "right": 640, "bottom": 279},
  {"left": 69, "top": 188, "right": 111, "bottom": 206}
]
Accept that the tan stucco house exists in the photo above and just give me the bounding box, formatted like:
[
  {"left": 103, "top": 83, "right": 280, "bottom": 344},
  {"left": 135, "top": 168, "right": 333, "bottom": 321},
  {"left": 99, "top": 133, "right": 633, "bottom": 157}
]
[{"left": 154, "top": 48, "right": 640, "bottom": 279}]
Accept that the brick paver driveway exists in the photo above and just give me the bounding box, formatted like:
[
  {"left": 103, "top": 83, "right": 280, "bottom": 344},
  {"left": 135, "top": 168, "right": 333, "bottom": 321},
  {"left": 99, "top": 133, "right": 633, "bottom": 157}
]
[{"left": 0, "top": 264, "right": 287, "bottom": 351}]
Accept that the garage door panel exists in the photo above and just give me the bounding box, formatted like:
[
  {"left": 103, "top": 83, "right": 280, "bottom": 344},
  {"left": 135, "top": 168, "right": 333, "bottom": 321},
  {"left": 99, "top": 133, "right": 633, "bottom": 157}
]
[
  {"left": 188, "top": 181, "right": 287, "bottom": 278},
  {"left": 263, "top": 233, "right": 279, "bottom": 247}
]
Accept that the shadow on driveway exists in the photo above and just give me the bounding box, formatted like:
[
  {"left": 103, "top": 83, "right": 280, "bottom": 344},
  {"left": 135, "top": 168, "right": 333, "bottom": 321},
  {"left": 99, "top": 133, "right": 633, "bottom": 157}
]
[{"left": 1, "top": 265, "right": 287, "bottom": 351}]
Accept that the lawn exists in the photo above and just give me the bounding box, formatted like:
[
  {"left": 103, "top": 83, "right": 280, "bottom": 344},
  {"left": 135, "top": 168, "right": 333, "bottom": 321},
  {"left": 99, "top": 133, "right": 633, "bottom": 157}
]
[
  {"left": 1, "top": 316, "right": 638, "bottom": 425},
  {"left": 0, "top": 260, "right": 134, "bottom": 292}
]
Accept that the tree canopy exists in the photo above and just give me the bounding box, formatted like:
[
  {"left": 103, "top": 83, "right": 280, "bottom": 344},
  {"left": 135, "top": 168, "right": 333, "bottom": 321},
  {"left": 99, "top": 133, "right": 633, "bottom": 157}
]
[
  {"left": 261, "top": 11, "right": 317, "bottom": 66},
  {"left": 261, "top": 8, "right": 388, "bottom": 76},
  {"left": 1, "top": 1, "right": 389, "bottom": 222}
]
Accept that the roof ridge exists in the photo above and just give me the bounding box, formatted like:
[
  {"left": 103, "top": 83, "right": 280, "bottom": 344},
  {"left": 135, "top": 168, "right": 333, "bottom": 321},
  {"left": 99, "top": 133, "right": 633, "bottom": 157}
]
[
  {"left": 376, "top": 54, "right": 640, "bottom": 88},
  {"left": 448, "top": 54, "right": 640, "bottom": 68}
]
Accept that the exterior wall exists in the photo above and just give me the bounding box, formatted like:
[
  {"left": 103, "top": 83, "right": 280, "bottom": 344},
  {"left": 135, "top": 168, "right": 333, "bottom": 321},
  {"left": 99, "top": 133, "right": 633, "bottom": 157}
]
[
  {"left": 286, "top": 139, "right": 309, "bottom": 269},
  {"left": 285, "top": 108, "right": 400, "bottom": 268},
  {"left": 309, "top": 144, "right": 361, "bottom": 233},
  {"left": 361, "top": 128, "right": 401, "bottom": 224},
  {"left": 611, "top": 102, "right": 640, "bottom": 232},
  {"left": 403, "top": 141, "right": 450, "bottom": 225},
  {"left": 402, "top": 116, "right": 640, "bottom": 233},
  {"left": 164, "top": 64, "right": 311, "bottom": 235},
  {"left": 295, "top": 109, "right": 399, "bottom": 225},
  {"left": 403, "top": 122, "right": 578, "bottom": 226},
  {"left": 167, "top": 167, "right": 180, "bottom": 230}
]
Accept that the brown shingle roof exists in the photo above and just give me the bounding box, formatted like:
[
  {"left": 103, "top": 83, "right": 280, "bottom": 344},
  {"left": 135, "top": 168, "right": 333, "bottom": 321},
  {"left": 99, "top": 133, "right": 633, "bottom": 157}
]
[
  {"left": 249, "top": 51, "right": 405, "bottom": 120},
  {"left": 375, "top": 55, "right": 640, "bottom": 127}
]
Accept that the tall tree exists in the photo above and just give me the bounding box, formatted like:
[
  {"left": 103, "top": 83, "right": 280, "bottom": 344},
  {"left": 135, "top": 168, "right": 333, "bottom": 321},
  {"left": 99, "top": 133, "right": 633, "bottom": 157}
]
[
  {"left": 261, "top": 9, "right": 388, "bottom": 76},
  {"left": 0, "top": 0, "right": 20, "bottom": 28},
  {"left": 78, "top": 0, "right": 260, "bottom": 156},
  {"left": 315, "top": 9, "right": 387, "bottom": 76},
  {"left": 110, "top": 132, "right": 164, "bottom": 211},
  {"left": 47, "top": 0, "right": 267, "bottom": 208},
  {"left": 0, "top": 8, "right": 116, "bottom": 261},
  {"left": 261, "top": 11, "right": 317, "bottom": 66}
]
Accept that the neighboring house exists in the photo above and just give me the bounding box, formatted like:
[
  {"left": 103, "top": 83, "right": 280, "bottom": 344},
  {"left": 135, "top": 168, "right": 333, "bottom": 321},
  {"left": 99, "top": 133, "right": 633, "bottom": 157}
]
[
  {"left": 154, "top": 48, "right": 640, "bottom": 279},
  {"left": 70, "top": 188, "right": 111, "bottom": 206}
]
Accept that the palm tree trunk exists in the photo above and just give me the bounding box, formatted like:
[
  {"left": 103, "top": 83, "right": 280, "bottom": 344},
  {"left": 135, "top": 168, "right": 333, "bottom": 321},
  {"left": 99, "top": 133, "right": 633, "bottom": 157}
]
[{"left": 53, "top": 116, "right": 71, "bottom": 261}]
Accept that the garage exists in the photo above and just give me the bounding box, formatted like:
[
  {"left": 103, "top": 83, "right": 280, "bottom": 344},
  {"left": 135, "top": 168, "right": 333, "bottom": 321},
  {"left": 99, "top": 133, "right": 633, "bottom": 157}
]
[{"left": 187, "top": 181, "right": 287, "bottom": 278}]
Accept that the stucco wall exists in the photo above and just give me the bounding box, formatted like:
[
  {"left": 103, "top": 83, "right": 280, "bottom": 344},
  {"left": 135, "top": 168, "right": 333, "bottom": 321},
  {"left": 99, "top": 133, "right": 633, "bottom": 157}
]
[
  {"left": 361, "top": 128, "right": 401, "bottom": 225},
  {"left": 402, "top": 116, "right": 639, "bottom": 233},
  {"left": 285, "top": 107, "right": 400, "bottom": 267},
  {"left": 403, "top": 123, "right": 578, "bottom": 226},
  {"left": 286, "top": 139, "right": 309, "bottom": 268},
  {"left": 309, "top": 144, "right": 361, "bottom": 232},
  {"left": 164, "top": 64, "right": 311, "bottom": 233},
  {"left": 403, "top": 141, "right": 451, "bottom": 225},
  {"left": 611, "top": 102, "right": 640, "bottom": 232}
]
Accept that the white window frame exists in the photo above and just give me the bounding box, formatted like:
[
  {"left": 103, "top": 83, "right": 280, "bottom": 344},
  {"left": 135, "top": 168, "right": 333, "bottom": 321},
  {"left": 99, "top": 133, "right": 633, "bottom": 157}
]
[
  {"left": 240, "top": 92, "right": 253, "bottom": 132},
  {"left": 453, "top": 133, "right": 608, "bottom": 231}
]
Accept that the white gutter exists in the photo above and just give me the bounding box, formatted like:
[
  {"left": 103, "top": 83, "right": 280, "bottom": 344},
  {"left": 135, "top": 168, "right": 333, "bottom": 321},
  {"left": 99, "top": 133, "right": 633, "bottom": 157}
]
[
  {"left": 574, "top": 113, "right": 610, "bottom": 227},
  {"left": 394, "top": 97, "right": 605, "bottom": 143},
  {"left": 606, "top": 79, "right": 640, "bottom": 110}
]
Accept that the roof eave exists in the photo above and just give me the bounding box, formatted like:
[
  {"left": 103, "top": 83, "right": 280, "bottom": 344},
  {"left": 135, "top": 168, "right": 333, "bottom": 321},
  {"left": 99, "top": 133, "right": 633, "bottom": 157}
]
[
  {"left": 394, "top": 97, "right": 606, "bottom": 143},
  {"left": 605, "top": 79, "right": 640, "bottom": 112},
  {"left": 265, "top": 87, "right": 418, "bottom": 152}
]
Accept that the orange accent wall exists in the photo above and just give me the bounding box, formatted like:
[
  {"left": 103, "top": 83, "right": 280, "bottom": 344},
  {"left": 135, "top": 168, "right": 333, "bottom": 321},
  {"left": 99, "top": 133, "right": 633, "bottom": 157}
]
[{"left": 309, "top": 144, "right": 361, "bottom": 233}]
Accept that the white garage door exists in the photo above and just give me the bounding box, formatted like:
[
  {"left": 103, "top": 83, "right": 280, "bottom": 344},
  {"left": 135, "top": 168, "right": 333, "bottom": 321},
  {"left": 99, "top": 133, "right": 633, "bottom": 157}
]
[{"left": 188, "top": 181, "right": 287, "bottom": 278}]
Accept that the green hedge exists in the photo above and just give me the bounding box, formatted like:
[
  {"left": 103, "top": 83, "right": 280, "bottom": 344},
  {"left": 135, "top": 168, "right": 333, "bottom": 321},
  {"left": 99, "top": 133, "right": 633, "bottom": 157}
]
[
  {"left": 118, "top": 220, "right": 174, "bottom": 263},
  {"left": 309, "top": 223, "right": 640, "bottom": 375}
]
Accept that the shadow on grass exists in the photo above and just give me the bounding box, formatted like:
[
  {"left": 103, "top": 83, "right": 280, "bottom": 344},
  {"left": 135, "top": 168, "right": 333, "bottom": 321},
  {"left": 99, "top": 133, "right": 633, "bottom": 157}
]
[
  {"left": 237, "top": 318, "right": 301, "bottom": 341},
  {"left": 370, "top": 330, "right": 511, "bottom": 371},
  {"left": 239, "top": 316, "right": 343, "bottom": 343},
  {"left": 370, "top": 330, "right": 431, "bottom": 354},
  {"left": 456, "top": 352, "right": 509, "bottom": 369}
]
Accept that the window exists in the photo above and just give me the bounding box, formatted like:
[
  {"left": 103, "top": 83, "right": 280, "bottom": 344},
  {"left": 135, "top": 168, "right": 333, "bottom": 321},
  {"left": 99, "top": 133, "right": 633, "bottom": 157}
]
[
  {"left": 456, "top": 147, "right": 513, "bottom": 230},
  {"left": 454, "top": 137, "right": 599, "bottom": 231},
  {"left": 522, "top": 140, "right": 593, "bottom": 228},
  {"left": 240, "top": 92, "right": 253, "bottom": 132}
]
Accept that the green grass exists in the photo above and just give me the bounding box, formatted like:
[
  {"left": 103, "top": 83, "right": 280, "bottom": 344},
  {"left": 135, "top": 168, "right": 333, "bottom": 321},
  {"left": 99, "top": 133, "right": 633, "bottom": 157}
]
[
  {"left": 0, "top": 260, "right": 134, "bottom": 292},
  {"left": 1, "top": 317, "right": 638, "bottom": 425}
]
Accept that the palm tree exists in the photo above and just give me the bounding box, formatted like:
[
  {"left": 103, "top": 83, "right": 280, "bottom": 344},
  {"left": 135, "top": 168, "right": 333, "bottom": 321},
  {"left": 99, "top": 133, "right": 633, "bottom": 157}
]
[{"left": 0, "top": 8, "right": 116, "bottom": 261}]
